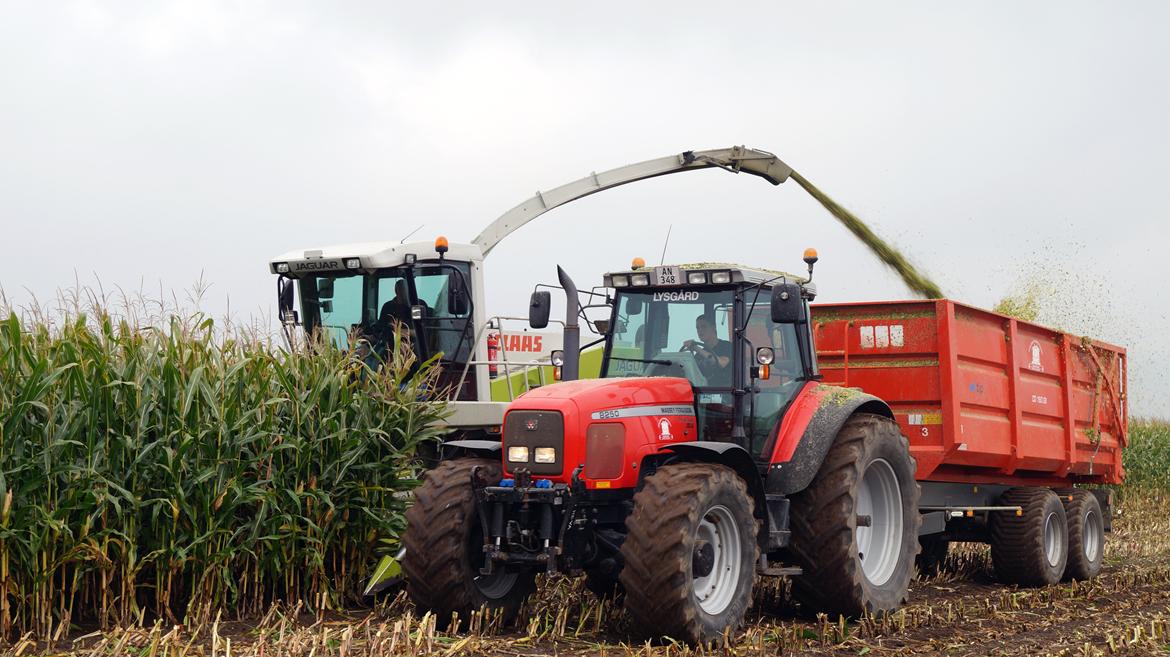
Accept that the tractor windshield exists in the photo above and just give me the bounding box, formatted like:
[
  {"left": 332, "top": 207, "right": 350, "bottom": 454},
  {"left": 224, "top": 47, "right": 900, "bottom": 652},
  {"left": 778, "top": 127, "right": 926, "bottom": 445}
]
[
  {"left": 602, "top": 286, "right": 808, "bottom": 454},
  {"left": 297, "top": 261, "right": 473, "bottom": 366},
  {"left": 602, "top": 289, "right": 735, "bottom": 388}
]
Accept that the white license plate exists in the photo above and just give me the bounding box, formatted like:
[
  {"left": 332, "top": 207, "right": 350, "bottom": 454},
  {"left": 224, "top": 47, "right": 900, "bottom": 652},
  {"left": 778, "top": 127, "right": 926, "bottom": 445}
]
[{"left": 654, "top": 265, "right": 682, "bottom": 286}]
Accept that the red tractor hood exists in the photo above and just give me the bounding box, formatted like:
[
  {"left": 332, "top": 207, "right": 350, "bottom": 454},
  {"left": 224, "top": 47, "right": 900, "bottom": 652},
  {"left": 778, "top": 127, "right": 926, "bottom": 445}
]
[
  {"left": 516, "top": 377, "right": 695, "bottom": 409},
  {"left": 502, "top": 377, "right": 699, "bottom": 487}
]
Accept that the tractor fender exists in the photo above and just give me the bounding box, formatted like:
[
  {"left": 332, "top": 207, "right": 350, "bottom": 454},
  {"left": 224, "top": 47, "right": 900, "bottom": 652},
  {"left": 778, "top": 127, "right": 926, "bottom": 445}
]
[
  {"left": 655, "top": 442, "right": 768, "bottom": 521},
  {"left": 765, "top": 392, "right": 894, "bottom": 496},
  {"left": 441, "top": 438, "right": 501, "bottom": 460}
]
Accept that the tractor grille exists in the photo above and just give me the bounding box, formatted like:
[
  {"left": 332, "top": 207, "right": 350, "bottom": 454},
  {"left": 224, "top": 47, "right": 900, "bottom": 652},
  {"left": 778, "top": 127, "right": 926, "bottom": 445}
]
[{"left": 502, "top": 410, "right": 564, "bottom": 475}]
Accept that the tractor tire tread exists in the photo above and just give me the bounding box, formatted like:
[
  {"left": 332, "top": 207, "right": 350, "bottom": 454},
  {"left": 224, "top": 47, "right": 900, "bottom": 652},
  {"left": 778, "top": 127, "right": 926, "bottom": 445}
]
[{"left": 619, "top": 463, "right": 757, "bottom": 644}]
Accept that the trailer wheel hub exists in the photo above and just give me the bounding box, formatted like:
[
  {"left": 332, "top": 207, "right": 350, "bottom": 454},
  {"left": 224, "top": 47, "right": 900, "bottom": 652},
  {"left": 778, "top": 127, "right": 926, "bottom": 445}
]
[{"left": 692, "top": 540, "right": 715, "bottom": 578}]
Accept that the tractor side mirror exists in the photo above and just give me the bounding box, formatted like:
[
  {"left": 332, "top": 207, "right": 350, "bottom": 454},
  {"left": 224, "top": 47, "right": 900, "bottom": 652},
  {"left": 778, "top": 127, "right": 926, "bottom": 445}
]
[
  {"left": 770, "top": 282, "right": 803, "bottom": 323},
  {"left": 627, "top": 295, "right": 643, "bottom": 314},
  {"left": 529, "top": 291, "right": 551, "bottom": 329},
  {"left": 593, "top": 319, "right": 610, "bottom": 334},
  {"left": 318, "top": 278, "right": 335, "bottom": 300},
  {"left": 448, "top": 275, "right": 469, "bottom": 315}
]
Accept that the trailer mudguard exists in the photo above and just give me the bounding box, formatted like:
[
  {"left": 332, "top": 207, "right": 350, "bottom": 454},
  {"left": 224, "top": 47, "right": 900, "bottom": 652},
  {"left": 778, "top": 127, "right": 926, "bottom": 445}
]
[
  {"left": 658, "top": 442, "right": 768, "bottom": 519},
  {"left": 765, "top": 391, "right": 894, "bottom": 496},
  {"left": 442, "top": 438, "right": 501, "bottom": 459}
]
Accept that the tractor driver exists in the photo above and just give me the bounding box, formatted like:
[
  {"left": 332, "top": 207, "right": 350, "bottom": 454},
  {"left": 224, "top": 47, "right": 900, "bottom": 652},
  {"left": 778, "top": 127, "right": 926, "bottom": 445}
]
[{"left": 681, "top": 312, "right": 732, "bottom": 386}]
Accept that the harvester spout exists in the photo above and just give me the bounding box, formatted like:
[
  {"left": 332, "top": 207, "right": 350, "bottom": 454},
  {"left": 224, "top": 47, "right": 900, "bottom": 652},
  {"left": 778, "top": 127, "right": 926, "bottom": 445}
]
[{"left": 472, "top": 146, "right": 793, "bottom": 256}]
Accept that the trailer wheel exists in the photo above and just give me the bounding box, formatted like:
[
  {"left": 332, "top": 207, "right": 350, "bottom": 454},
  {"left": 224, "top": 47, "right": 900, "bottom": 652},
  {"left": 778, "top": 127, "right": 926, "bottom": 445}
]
[
  {"left": 990, "top": 488, "right": 1068, "bottom": 586},
  {"left": 619, "top": 463, "right": 758, "bottom": 644},
  {"left": 1054, "top": 488, "right": 1104, "bottom": 581},
  {"left": 401, "top": 458, "right": 535, "bottom": 626},
  {"left": 786, "top": 413, "right": 921, "bottom": 616}
]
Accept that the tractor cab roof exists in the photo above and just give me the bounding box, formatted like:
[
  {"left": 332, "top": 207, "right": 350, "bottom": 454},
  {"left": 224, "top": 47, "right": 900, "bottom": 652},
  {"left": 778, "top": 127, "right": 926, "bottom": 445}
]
[{"left": 602, "top": 262, "right": 810, "bottom": 290}]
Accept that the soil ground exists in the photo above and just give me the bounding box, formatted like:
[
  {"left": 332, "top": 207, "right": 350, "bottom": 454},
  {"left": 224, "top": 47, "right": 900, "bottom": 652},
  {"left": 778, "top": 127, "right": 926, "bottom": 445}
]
[{"left": 11, "top": 492, "right": 1170, "bottom": 657}]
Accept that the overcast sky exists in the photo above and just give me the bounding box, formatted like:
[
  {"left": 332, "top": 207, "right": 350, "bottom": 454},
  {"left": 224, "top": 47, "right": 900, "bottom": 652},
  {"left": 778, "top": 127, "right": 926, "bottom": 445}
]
[{"left": 1, "top": 2, "right": 1167, "bottom": 417}]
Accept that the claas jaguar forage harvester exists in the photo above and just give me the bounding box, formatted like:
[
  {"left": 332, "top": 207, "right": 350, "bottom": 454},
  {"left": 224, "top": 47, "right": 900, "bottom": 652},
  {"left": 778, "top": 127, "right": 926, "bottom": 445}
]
[{"left": 402, "top": 253, "right": 1127, "bottom": 644}]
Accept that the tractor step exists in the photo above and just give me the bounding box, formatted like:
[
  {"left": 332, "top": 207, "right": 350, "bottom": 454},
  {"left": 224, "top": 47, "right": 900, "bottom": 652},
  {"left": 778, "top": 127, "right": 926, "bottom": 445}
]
[{"left": 758, "top": 565, "right": 802, "bottom": 577}]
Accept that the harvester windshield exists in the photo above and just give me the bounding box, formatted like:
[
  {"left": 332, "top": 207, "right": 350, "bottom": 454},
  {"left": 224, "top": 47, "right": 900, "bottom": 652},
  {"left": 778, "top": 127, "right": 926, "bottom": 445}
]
[{"left": 298, "top": 261, "right": 474, "bottom": 366}]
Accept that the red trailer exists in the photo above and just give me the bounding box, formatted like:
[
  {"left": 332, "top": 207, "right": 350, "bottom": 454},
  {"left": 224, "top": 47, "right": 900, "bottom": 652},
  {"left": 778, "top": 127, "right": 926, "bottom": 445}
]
[{"left": 812, "top": 299, "right": 1128, "bottom": 487}]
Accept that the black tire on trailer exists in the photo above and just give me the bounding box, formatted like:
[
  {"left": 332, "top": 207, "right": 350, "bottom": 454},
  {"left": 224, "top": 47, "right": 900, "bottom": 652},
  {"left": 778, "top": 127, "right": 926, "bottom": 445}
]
[
  {"left": 916, "top": 535, "right": 950, "bottom": 577},
  {"left": 786, "top": 413, "right": 921, "bottom": 617},
  {"left": 619, "top": 463, "right": 758, "bottom": 644},
  {"left": 401, "top": 458, "right": 536, "bottom": 626},
  {"left": 990, "top": 487, "right": 1068, "bottom": 586},
  {"left": 1053, "top": 488, "right": 1105, "bottom": 581}
]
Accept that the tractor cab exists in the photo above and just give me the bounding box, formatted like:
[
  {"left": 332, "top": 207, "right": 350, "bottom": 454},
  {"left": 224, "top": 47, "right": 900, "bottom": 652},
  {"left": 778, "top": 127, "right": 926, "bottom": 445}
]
[{"left": 596, "top": 259, "right": 819, "bottom": 458}]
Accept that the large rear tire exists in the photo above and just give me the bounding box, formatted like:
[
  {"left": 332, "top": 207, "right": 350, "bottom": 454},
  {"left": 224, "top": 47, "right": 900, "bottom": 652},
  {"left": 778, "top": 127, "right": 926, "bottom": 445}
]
[
  {"left": 401, "top": 458, "right": 536, "bottom": 626},
  {"left": 990, "top": 487, "right": 1068, "bottom": 586},
  {"left": 619, "top": 463, "right": 758, "bottom": 645},
  {"left": 787, "top": 413, "right": 921, "bottom": 616},
  {"left": 1054, "top": 488, "right": 1104, "bottom": 581}
]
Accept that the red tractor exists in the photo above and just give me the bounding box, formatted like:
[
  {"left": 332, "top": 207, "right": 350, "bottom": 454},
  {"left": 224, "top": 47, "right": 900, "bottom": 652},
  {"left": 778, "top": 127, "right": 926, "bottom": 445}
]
[{"left": 402, "top": 256, "right": 1122, "bottom": 644}]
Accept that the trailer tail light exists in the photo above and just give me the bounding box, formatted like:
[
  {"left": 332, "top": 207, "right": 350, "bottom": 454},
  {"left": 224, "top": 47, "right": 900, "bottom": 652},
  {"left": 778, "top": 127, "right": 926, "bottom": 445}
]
[{"left": 585, "top": 423, "right": 625, "bottom": 480}]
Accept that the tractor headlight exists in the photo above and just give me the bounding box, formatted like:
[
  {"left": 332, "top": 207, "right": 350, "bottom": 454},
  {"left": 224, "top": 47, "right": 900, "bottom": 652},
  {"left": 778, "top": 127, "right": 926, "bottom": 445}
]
[
  {"left": 550, "top": 350, "right": 565, "bottom": 367},
  {"left": 610, "top": 275, "right": 630, "bottom": 287},
  {"left": 534, "top": 447, "right": 557, "bottom": 464},
  {"left": 507, "top": 446, "right": 529, "bottom": 463},
  {"left": 710, "top": 271, "right": 732, "bottom": 284},
  {"left": 687, "top": 271, "right": 707, "bottom": 284},
  {"left": 631, "top": 273, "right": 650, "bottom": 286},
  {"left": 275, "top": 262, "right": 290, "bottom": 273},
  {"left": 344, "top": 258, "right": 361, "bottom": 270}
]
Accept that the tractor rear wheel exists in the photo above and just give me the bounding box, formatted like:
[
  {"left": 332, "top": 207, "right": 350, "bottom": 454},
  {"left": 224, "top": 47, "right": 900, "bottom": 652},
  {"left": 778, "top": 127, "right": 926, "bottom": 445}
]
[
  {"left": 787, "top": 413, "right": 921, "bottom": 617},
  {"left": 1054, "top": 488, "right": 1104, "bottom": 581},
  {"left": 619, "top": 463, "right": 758, "bottom": 644},
  {"left": 990, "top": 487, "right": 1068, "bottom": 586},
  {"left": 401, "top": 458, "right": 535, "bottom": 626}
]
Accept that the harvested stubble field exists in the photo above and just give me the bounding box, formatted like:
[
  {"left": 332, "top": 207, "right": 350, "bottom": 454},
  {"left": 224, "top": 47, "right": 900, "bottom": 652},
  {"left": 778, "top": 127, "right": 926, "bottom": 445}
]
[{"left": 8, "top": 423, "right": 1168, "bottom": 657}]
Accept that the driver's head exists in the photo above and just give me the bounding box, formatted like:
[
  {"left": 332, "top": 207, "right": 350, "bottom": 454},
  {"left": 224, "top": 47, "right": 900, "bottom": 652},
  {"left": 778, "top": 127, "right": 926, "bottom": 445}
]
[
  {"left": 696, "top": 313, "right": 718, "bottom": 345},
  {"left": 394, "top": 280, "right": 409, "bottom": 301}
]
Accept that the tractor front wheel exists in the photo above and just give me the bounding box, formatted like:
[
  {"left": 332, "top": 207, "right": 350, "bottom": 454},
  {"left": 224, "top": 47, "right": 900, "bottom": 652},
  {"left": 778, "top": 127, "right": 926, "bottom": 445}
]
[
  {"left": 619, "top": 463, "right": 758, "bottom": 644},
  {"left": 401, "top": 458, "right": 535, "bottom": 626}
]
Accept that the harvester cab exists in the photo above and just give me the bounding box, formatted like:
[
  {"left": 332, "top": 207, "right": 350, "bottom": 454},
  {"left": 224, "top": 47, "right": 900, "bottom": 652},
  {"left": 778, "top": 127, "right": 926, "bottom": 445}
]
[{"left": 270, "top": 236, "right": 516, "bottom": 429}]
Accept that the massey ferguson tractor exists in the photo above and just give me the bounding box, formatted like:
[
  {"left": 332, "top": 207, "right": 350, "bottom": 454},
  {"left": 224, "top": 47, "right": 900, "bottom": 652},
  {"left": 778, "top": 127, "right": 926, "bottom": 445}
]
[{"left": 401, "top": 254, "right": 1127, "bottom": 643}]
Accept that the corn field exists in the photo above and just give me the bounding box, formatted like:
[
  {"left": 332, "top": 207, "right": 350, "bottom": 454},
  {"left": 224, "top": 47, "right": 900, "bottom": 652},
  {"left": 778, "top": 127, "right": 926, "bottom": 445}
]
[{"left": 0, "top": 301, "right": 446, "bottom": 641}]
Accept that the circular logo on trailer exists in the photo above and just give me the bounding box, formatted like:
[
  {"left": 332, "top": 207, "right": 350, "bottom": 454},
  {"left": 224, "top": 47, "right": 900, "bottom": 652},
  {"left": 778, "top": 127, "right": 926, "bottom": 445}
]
[
  {"left": 658, "top": 418, "right": 674, "bottom": 441},
  {"left": 1028, "top": 340, "right": 1044, "bottom": 372}
]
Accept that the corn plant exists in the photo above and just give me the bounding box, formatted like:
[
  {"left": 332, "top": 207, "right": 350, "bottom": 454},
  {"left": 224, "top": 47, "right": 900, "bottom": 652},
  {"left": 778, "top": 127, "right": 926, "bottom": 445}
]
[{"left": 0, "top": 304, "right": 447, "bottom": 640}]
